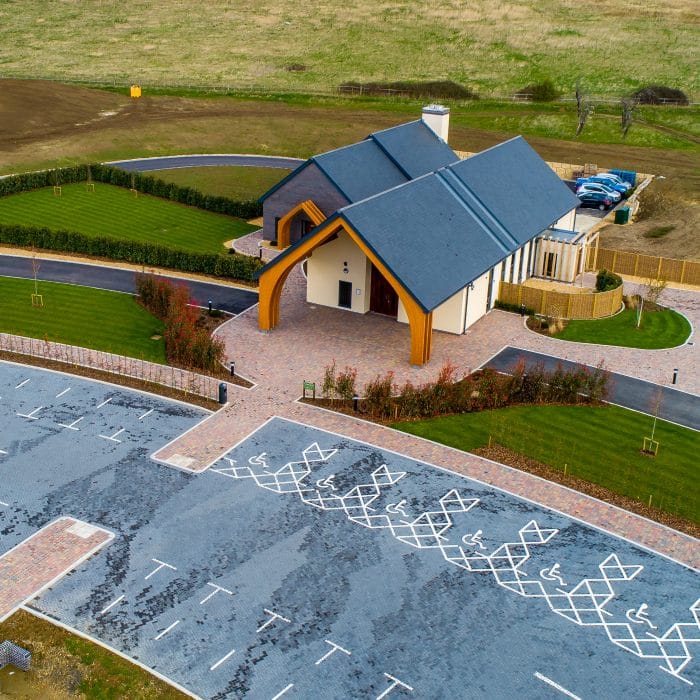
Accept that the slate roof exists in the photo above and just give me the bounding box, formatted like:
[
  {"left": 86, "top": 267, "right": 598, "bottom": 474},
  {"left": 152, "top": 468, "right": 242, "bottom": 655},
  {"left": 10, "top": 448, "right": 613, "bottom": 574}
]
[
  {"left": 259, "top": 120, "right": 459, "bottom": 203},
  {"left": 259, "top": 135, "right": 579, "bottom": 314}
]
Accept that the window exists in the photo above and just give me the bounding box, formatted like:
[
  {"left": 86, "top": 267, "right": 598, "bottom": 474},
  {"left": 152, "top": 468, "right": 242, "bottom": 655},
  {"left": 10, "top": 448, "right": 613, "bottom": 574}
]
[{"left": 544, "top": 252, "right": 557, "bottom": 278}]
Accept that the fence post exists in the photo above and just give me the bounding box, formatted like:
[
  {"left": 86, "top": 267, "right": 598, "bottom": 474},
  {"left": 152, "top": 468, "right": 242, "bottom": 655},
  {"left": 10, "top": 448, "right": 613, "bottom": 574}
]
[
  {"left": 633, "top": 254, "right": 639, "bottom": 277},
  {"left": 592, "top": 293, "right": 598, "bottom": 318},
  {"left": 657, "top": 257, "right": 663, "bottom": 279},
  {"left": 612, "top": 250, "right": 618, "bottom": 272},
  {"left": 566, "top": 294, "right": 572, "bottom": 318},
  {"left": 680, "top": 260, "right": 686, "bottom": 284},
  {"left": 541, "top": 290, "right": 547, "bottom": 315}
]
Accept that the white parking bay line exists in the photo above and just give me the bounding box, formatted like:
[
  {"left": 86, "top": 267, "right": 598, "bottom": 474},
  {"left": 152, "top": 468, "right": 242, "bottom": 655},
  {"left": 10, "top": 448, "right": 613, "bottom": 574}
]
[
  {"left": 154, "top": 619, "right": 180, "bottom": 641},
  {"left": 96, "top": 397, "right": 112, "bottom": 409},
  {"left": 138, "top": 408, "right": 154, "bottom": 421},
  {"left": 209, "top": 648, "right": 236, "bottom": 671},
  {"left": 0, "top": 500, "right": 9, "bottom": 507},
  {"left": 55, "top": 387, "right": 71, "bottom": 398},
  {"left": 534, "top": 673, "right": 581, "bottom": 699},
  {"left": 59, "top": 417, "right": 84, "bottom": 431},
  {"left": 98, "top": 595, "right": 125, "bottom": 616},
  {"left": 16, "top": 406, "right": 43, "bottom": 420},
  {"left": 271, "top": 684, "right": 294, "bottom": 700},
  {"left": 98, "top": 428, "right": 125, "bottom": 443},
  {"left": 15, "top": 379, "right": 30, "bottom": 389}
]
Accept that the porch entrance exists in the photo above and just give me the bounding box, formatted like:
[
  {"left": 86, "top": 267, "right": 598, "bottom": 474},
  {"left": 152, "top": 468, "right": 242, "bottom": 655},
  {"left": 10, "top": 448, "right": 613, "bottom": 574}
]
[{"left": 370, "top": 264, "right": 399, "bottom": 317}]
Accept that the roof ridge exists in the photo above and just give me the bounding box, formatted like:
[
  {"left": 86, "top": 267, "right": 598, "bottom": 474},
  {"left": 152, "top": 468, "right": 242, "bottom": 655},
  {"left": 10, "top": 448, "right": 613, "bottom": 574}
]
[{"left": 437, "top": 169, "right": 519, "bottom": 251}]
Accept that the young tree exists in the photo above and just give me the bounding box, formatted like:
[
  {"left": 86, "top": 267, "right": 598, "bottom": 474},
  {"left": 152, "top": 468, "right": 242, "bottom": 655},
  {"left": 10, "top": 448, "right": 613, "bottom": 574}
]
[
  {"left": 621, "top": 96, "right": 637, "bottom": 139},
  {"left": 575, "top": 79, "right": 595, "bottom": 137}
]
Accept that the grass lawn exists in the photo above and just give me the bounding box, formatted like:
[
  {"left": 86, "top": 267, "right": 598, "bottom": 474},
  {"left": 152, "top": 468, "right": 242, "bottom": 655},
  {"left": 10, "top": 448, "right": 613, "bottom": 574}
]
[
  {"left": 554, "top": 308, "right": 691, "bottom": 348},
  {"left": 0, "top": 183, "right": 258, "bottom": 254},
  {"left": 0, "top": 2, "right": 696, "bottom": 100},
  {"left": 0, "top": 609, "right": 185, "bottom": 699},
  {"left": 393, "top": 404, "right": 699, "bottom": 523},
  {"left": 0, "top": 277, "right": 166, "bottom": 363},
  {"left": 147, "top": 166, "right": 291, "bottom": 200}
]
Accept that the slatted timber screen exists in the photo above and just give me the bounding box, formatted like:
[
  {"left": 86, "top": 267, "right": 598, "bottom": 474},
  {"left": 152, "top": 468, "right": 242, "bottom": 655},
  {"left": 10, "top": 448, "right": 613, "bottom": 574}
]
[
  {"left": 498, "top": 282, "right": 623, "bottom": 319},
  {"left": 587, "top": 247, "right": 700, "bottom": 287}
]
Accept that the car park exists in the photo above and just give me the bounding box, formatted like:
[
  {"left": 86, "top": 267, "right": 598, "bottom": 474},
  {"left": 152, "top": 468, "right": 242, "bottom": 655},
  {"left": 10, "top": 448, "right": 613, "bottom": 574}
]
[
  {"left": 576, "top": 175, "right": 630, "bottom": 195},
  {"left": 577, "top": 190, "right": 614, "bottom": 210},
  {"left": 576, "top": 182, "right": 622, "bottom": 202}
]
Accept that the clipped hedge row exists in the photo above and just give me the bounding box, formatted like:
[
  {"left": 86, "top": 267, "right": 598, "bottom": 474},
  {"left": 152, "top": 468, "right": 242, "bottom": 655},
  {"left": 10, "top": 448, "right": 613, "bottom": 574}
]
[
  {"left": 0, "top": 163, "right": 263, "bottom": 219},
  {"left": 0, "top": 224, "right": 264, "bottom": 281}
]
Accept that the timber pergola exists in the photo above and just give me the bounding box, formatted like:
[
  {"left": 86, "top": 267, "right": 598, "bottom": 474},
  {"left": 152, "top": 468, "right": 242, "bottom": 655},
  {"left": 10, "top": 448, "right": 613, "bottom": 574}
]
[
  {"left": 258, "top": 217, "right": 433, "bottom": 365},
  {"left": 276, "top": 199, "right": 326, "bottom": 249}
]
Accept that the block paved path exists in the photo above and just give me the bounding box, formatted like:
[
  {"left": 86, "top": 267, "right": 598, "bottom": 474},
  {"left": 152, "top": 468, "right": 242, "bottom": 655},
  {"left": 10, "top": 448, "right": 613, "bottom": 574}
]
[
  {"left": 0, "top": 517, "right": 113, "bottom": 622},
  {"left": 154, "top": 241, "right": 700, "bottom": 569}
]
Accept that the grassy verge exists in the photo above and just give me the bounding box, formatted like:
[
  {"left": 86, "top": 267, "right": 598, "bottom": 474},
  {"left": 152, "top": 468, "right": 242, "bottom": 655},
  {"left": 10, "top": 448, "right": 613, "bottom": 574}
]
[
  {"left": 392, "top": 404, "right": 699, "bottom": 524},
  {"left": 147, "top": 166, "right": 291, "bottom": 200},
  {"left": 0, "top": 277, "right": 166, "bottom": 362},
  {"left": 0, "top": 609, "right": 186, "bottom": 699},
  {"left": 0, "top": 183, "right": 257, "bottom": 254},
  {"left": 553, "top": 308, "right": 691, "bottom": 348}
]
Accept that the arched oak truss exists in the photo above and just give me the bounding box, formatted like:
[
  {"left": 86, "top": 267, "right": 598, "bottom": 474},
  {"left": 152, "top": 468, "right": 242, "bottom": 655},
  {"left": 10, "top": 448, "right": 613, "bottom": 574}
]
[
  {"left": 258, "top": 218, "right": 433, "bottom": 365},
  {"left": 276, "top": 199, "right": 326, "bottom": 249}
]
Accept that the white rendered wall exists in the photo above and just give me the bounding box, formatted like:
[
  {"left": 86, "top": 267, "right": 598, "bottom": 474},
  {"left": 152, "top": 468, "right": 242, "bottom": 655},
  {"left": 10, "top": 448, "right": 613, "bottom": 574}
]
[
  {"left": 489, "top": 262, "right": 503, "bottom": 306},
  {"left": 397, "top": 287, "right": 467, "bottom": 335},
  {"left": 554, "top": 208, "right": 576, "bottom": 230},
  {"left": 464, "top": 271, "right": 491, "bottom": 329},
  {"left": 306, "top": 230, "right": 371, "bottom": 313}
]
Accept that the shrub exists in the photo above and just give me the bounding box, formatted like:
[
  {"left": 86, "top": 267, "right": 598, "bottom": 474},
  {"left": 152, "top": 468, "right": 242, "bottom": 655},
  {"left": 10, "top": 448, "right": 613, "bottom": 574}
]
[
  {"left": 516, "top": 80, "right": 559, "bottom": 102},
  {"left": 335, "top": 366, "right": 358, "bottom": 400},
  {"left": 595, "top": 269, "right": 623, "bottom": 292},
  {"left": 0, "top": 224, "right": 264, "bottom": 281},
  {"left": 322, "top": 360, "right": 337, "bottom": 399},
  {"left": 495, "top": 300, "right": 536, "bottom": 316},
  {"left": 363, "top": 372, "right": 395, "bottom": 419},
  {"left": 338, "top": 80, "right": 477, "bottom": 100},
  {"left": 135, "top": 273, "right": 225, "bottom": 372},
  {"left": 631, "top": 85, "right": 689, "bottom": 106}
]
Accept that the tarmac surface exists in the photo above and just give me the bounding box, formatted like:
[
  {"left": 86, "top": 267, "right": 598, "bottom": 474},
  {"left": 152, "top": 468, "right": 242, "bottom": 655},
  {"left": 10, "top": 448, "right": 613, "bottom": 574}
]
[
  {"left": 106, "top": 154, "right": 304, "bottom": 172},
  {"left": 1, "top": 364, "right": 698, "bottom": 699},
  {"left": 484, "top": 346, "right": 700, "bottom": 431},
  {"left": 0, "top": 254, "right": 259, "bottom": 315}
]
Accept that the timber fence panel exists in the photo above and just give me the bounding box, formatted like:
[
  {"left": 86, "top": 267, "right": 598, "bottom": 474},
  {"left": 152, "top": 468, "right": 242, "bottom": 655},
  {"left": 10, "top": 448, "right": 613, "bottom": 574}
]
[
  {"left": 498, "top": 282, "right": 622, "bottom": 319},
  {"left": 586, "top": 246, "right": 700, "bottom": 287}
]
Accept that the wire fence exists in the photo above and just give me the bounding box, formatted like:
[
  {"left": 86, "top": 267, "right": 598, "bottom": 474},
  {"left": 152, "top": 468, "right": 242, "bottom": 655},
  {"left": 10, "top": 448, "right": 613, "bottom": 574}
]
[
  {"left": 0, "top": 333, "right": 221, "bottom": 401},
  {"left": 2, "top": 74, "right": 695, "bottom": 105}
]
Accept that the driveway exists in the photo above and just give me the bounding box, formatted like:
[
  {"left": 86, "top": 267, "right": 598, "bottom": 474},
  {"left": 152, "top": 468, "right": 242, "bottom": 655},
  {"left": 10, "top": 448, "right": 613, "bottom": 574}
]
[
  {"left": 106, "top": 154, "right": 304, "bottom": 171},
  {"left": 0, "top": 254, "right": 258, "bottom": 315},
  {"left": 483, "top": 346, "right": 700, "bottom": 431}
]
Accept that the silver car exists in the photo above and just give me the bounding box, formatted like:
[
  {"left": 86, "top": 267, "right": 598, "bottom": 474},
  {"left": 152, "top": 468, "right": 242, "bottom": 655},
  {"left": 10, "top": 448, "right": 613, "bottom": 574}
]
[{"left": 576, "top": 182, "right": 622, "bottom": 202}]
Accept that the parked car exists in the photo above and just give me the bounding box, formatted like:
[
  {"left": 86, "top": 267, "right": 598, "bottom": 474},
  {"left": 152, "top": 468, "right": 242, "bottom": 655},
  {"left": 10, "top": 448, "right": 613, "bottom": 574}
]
[
  {"left": 576, "top": 174, "right": 630, "bottom": 195},
  {"left": 577, "top": 191, "right": 614, "bottom": 210},
  {"left": 576, "top": 182, "right": 622, "bottom": 202}
]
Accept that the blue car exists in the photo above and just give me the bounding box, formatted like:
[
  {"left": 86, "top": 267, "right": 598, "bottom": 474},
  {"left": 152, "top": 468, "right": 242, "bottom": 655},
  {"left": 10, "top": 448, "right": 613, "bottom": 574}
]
[
  {"left": 577, "top": 190, "right": 614, "bottom": 210},
  {"left": 576, "top": 175, "right": 630, "bottom": 195}
]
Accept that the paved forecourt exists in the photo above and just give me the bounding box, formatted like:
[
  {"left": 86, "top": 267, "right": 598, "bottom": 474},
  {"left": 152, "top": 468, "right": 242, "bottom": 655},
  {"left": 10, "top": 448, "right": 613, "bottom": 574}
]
[{"left": 1, "top": 363, "right": 698, "bottom": 699}]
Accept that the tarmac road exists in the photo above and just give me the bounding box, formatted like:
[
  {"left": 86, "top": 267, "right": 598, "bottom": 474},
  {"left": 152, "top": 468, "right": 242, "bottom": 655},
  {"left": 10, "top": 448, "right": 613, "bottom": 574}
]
[
  {"left": 0, "top": 254, "right": 258, "bottom": 315},
  {"left": 483, "top": 346, "right": 700, "bottom": 431},
  {"left": 106, "top": 154, "right": 304, "bottom": 171}
]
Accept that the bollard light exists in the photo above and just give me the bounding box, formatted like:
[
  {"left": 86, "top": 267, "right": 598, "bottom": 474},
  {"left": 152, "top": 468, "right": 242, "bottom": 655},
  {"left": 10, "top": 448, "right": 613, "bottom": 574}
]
[
  {"left": 230, "top": 361, "right": 235, "bottom": 377},
  {"left": 208, "top": 300, "right": 213, "bottom": 313},
  {"left": 672, "top": 368, "right": 678, "bottom": 385},
  {"left": 353, "top": 395, "right": 359, "bottom": 412}
]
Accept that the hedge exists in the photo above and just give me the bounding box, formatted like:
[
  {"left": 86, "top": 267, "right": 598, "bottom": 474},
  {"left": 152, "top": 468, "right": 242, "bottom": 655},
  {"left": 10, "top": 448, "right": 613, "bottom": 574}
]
[
  {"left": 0, "top": 224, "right": 264, "bottom": 281},
  {"left": 0, "top": 163, "right": 263, "bottom": 219}
]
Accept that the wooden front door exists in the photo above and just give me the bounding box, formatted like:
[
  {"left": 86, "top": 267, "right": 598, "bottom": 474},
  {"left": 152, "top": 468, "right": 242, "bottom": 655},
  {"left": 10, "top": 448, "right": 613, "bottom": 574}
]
[{"left": 370, "top": 264, "right": 399, "bottom": 317}]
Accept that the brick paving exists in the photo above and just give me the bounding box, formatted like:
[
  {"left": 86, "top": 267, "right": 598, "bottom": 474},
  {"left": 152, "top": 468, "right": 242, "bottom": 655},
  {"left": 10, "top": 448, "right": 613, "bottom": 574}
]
[
  {"left": 0, "top": 517, "right": 113, "bottom": 622},
  {"left": 154, "top": 245, "right": 699, "bottom": 569}
]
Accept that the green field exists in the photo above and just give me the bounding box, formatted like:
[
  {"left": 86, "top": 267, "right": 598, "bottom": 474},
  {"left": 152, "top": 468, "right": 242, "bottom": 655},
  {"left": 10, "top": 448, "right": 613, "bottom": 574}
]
[
  {"left": 0, "top": 1, "right": 696, "bottom": 100},
  {"left": 393, "top": 404, "right": 700, "bottom": 523},
  {"left": 0, "top": 277, "right": 166, "bottom": 362},
  {"left": 147, "top": 166, "right": 290, "bottom": 200},
  {"left": 554, "top": 308, "right": 691, "bottom": 348},
  {"left": 0, "top": 183, "right": 258, "bottom": 253}
]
